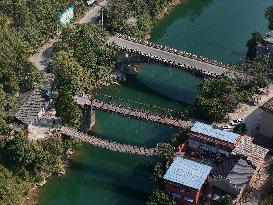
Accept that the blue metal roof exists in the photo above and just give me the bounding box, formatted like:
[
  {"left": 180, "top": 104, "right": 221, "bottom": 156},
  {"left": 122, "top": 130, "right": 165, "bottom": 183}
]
[
  {"left": 163, "top": 157, "right": 212, "bottom": 190},
  {"left": 191, "top": 122, "right": 240, "bottom": 144}
]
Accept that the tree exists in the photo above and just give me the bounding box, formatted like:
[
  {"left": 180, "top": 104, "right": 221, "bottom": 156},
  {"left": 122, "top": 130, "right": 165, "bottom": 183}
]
[
  {"left": 265, "top": 5, "right": 273, "bottom": 30},
  {"left": 151, "top": 162, "right": 164, "bottom": 182},
  {"left": 147, "top": 189, "right": 176, "bottom": 205},
  {"left": 155, "top": 143, "right": 175, "bottom": 162},
  {"left": 246, "top": 31, "right": 264, "bottom": 60},
  {"left": 0, "top": 164, "right": 31, "bottom": 205},
  {"left": 217, "top": 195, "right": 233, "bottom": 205},
  {"left": 2, "top": 132, "right": 36, "bottom": 175},
  {"left": 233, "top": 123, "right": 247, "bottom": 135},
  {"left": 194, "top": 96, "right": 226, "bottom": 122}
]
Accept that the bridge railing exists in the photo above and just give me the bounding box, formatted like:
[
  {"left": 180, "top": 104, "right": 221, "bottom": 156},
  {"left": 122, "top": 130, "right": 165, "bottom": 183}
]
[
  {"left": 110, "top": 41, "right": 225, "bottom": 78},
  {"left": 113, "top": 33, "right": 232, "bottom": 70},
  {"left": 93, "top": 93, "right": 183, "bottom": 118}
]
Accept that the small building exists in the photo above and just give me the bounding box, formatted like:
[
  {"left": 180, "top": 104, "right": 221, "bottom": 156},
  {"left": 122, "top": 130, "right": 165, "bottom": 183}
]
[
  {"left": 208, "top": 155, "right": 255, "bottom": 203},
  {"left": 259, "top": 97, "right": 273, "bottom": 139},
  {"left": 14, "top": 89, "right": 50, "bottom": 126},
  {"left": 188, "top": 122, "right": 241, "bottom": 156},
  {"left": 164, "top": 157, "right": 212, "bottom": 205}
]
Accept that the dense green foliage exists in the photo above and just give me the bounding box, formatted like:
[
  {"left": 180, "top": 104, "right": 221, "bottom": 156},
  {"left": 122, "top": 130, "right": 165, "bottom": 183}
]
[
  {"left": 193, "top": 55, "right": 271, "bottom": 122},
  {"left": 0, "top": 16, "right": 41, "bottom": 136},
  {"left": 52, "top": 24, "right": 116, "bottom": 126},
  {"left": 147, "top": 189, "right": 176, "bottom": 205},
  {"left": 265, "top": 5, "right": 273, "bottom": 30},
  {"left": 0, "top": 0, "right": 86, "bottom": 51},
  {"left": 217, "top": 195, "right": 233, "bottom": 205},
  {"left": 193, "top": 78, "right": 246, "bottom": 122},
  {"left": 104, "top": 0, "right": 174, "bottom": 38},
  {"left": 246, "top": 31, "right": 264, "bottom": 60},
  {"left": 233, "top": 123, "right": 247, "bottom": 135},
  {"left": 155, "top": 143, "right": 175, "bottom": 162},
  {"left": 0, "top": 164, "right": 31, "bottom": 205},
  {"left": 0, "top": 132, "right": 77, "bottom": 204}
]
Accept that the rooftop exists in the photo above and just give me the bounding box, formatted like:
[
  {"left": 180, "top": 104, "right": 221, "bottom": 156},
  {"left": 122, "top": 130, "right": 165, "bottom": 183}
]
[
  {"left": 163, "top": 157, "right": 212, "bottom": 190},
  {"left": 191, "top": 122, "right": 240, "bottom": 144},
  {"left": 14, "top": 89, "right": 49, "bottom": 125},
  {"left": 261, "top": 97, "right": 273, "bottom": 113},
  {"left": 232, "top": 135, "right": 269, "bottom": 167},
  {"left": 211, "top": 155, "right": 255, "bottom": 192}
]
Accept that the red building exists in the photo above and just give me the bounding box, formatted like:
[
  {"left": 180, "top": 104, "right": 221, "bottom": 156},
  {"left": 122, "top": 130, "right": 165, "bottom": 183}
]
[
  {"left": 188, "top": 122, "right": 241, "bottom": 155},
  {"left": 164, "top": 157, "right": 212, "bottom": 205}
]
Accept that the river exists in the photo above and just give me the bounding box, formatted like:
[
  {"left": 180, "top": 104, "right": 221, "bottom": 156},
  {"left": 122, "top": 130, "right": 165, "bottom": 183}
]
[{"left": 38, "top": 0, "right": 271, "bottom": 204}]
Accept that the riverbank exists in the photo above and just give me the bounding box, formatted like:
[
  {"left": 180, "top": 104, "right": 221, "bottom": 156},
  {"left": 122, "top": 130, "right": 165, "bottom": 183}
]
[{"left": 22, "top": 148, "right": 75, "bottom": 205}]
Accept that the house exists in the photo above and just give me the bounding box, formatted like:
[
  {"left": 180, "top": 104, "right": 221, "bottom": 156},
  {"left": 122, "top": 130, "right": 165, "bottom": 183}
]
[
  {"left": 188, "top": 122, "right": 241, "bottom": 156},
  {"left": 164, "top": 157, "right": 212, "bottom": 205},
  {"left": 14, "top": 89, "right": 50, "bottom": 126},
  {"left": 208, "top": 155, "right": 255, "bottom": 203},
  {"left": 259, "top": 97, "right": 273, "bottom": 139}
]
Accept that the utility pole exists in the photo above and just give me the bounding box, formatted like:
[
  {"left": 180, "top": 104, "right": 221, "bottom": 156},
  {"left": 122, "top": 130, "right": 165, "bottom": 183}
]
[{"left": 101, "top": 8, "right": 104, "bottom": 27}]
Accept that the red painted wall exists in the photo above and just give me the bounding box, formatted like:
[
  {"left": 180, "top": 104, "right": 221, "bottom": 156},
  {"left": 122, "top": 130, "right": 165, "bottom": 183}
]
[{"left": 165, "top": 181, "right": 203, "bottom": 205}]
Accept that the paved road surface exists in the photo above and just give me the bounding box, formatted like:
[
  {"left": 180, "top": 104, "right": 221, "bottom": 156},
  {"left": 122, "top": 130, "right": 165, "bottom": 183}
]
[{"left": 108, "top": 36, "right": 236, "bottom": 76}]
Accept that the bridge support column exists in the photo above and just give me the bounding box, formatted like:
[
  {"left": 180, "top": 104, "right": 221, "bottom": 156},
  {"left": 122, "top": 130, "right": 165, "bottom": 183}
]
[{"left": 81, "top": 104, "right": 95, "bottom": 133}]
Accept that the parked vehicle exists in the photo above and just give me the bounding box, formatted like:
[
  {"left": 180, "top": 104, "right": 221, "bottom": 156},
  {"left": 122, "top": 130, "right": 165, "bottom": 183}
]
[
  {"left": 230, "top": 118, "right": 244, "bottom": 126},
  {"left": 221, "top": 125, "right": 233, "bottom": 131}
]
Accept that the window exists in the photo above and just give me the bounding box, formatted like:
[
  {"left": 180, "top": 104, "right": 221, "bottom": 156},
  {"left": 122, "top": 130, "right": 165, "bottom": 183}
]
[{"left": 184, "top": 197, "right": 194, "bottom": 203}]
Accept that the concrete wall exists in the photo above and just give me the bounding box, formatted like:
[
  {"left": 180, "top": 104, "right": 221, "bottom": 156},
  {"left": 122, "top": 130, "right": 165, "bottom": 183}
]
[{"left": 259, "top": 111, "right": 273, "bottom": 139}]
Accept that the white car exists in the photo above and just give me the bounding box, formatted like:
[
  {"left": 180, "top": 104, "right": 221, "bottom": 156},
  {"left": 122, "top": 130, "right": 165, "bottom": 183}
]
[
  {"left": 221, "top": 125, "right": 233, "bottom": 131},
  {"left": 230, "top": 118, "right": 244, "bottom": 126}
]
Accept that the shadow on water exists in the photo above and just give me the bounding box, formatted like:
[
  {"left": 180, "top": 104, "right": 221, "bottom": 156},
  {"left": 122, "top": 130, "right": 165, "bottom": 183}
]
[
  {"left": 39, "top": 146, "right": 156, "bottom": 205},
  {"left": 96, "top": 72, "right": 190, "bottom": 109},
  {"left": 90, "top": 110, "right": 178, "bottom": 148}
]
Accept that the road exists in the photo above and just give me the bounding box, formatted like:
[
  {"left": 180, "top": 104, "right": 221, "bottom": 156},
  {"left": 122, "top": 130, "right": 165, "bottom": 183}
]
[
  {"left": 108, "top": 36, "right": 236, "bottom": 77},
  {"left": 217, "top": 83, "right": 273, "bottom": 137},
  {"left": 29, "top": 0, "right": 107, "bottom": 73}
]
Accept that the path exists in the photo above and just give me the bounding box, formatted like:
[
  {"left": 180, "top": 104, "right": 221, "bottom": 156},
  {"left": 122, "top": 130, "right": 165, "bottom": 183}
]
[
  {"left": 60, "top": 126, "right": 156, "bottom": 156},
  {"left": 29, "top": 0, "right": 107, "bottom": 74},
  {"left": 90, "top": 98, "right": 192, "bottom": 128}
]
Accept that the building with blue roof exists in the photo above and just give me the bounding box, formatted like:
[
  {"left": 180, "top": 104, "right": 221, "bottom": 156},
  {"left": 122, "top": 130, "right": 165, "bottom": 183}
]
[
  {"left": 189, "top": 122, "right": 241, "bottom": 156},
  {"left": 191, "top": 122, "right": 240, "bottom": 144},
  {"left": 164, "top": 157, "right": 212, "bottom": 205}
]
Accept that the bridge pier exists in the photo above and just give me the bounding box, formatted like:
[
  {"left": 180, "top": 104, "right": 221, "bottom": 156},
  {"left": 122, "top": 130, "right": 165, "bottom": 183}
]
[{"left": 81, "top": 104, "right": 95, "bottom": 133}]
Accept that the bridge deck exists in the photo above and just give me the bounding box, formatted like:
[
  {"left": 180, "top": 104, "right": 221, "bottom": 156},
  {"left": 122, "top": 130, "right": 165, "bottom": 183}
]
[
  {"left": 90, "top": 99, "right": 192, "bottom": 128},
  {"left": 61, "top": 127, "right": 156, "bottom": 156},
  {"left": 108, "top": 36, "right": 236, "bottom": 77}
]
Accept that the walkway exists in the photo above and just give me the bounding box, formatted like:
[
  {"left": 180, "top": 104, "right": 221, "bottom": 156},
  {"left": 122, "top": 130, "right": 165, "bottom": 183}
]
[
  {"left": 108, "top": 34, "right": 237, "bottom": 78},
  {"left": 60, "top": 126, "right": 156, "bottom": 156},
  {"left": 89, "top": 98, "right": 192, "bottom": 128}
]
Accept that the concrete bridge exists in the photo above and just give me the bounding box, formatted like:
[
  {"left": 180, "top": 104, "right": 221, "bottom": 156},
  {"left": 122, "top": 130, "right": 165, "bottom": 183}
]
[
  {"left": 60, "top": 126, "right": 156, "bottom": 156},
  {"left": 108, "top": 34, "right": 237, "bottom": 78}
]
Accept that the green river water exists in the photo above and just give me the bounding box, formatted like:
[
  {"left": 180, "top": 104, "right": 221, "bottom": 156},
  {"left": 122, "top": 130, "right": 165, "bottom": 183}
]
[{"left": 38, "top": 0, "right": 271, "bottom": 204}]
